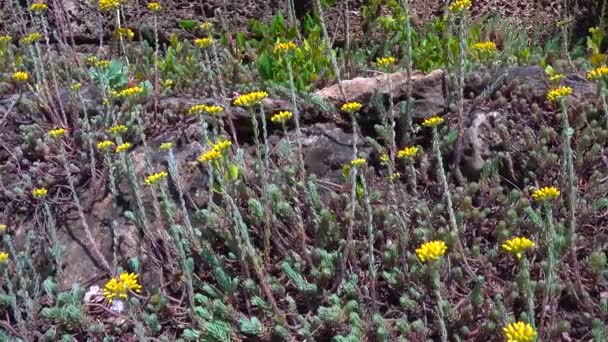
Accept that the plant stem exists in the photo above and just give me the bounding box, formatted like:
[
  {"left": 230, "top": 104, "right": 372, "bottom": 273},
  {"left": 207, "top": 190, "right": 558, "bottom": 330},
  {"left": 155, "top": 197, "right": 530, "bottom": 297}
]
[
  {"left": 519, "top": 256, "right": 536, "bottom": 330},
  {"left": 539, "top": 204, "right": 556, "bottom": 328},
  {"left": 360, "top": 172, "right": 377, "bottom": 312},
  {"left": 399, "top": 0, "right": 414, "bottom": 147}
]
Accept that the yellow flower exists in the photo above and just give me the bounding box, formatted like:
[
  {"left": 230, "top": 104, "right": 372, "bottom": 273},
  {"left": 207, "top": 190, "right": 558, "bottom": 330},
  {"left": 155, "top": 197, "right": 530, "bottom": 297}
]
[
  {"left": 188, "top": 104, "right": 206, "bottom": 116},
  {"left": 32, "top": 187, "right": 48, "bottom": 199},
  {"left": 98, "top": 0, "right": 121, "bottom": 12},
  {"left": 532, "top": 186, "right": 560, "bottom": 202},
  {"left": 234, "top": 91, "right": 268, "bottom": 107},
  {"left": 503, "top": 321, "right": 537, "bottom": 342},
  {"left": 115, "top": 142, "right": 132, "bottom": 153},
  {"left": 350, "top": 158, "right": 366, "bottom": 168},
  {"left": 198, "top": 148, "right": 221, "bottom": 163},
  {"left": 199, "top": 21, "right": 213, "bottom": 31},
  {"left": 379, "top": 153, "right": 390, "bottom": 165},
  {"left": 448, "top": 0, "right": 472, "bottom": 13},
  {"left": 0, "top": 35, "right": 11, "bottom": 45},
  {"left": 145, "top": 171, "right": 168, "bottom": 186},
  {"left": 30, "top": 2, "right": 48, "bottom": 12},
  {"left": 203, "top": 105, "right": 223, "bottom": 115},
  {"left": 86, "top": 56, "right": 99, "bottom": 65},
  {"left": 48, "top": 128, "right": 68, "bottom": 139},
  {"left": 546, "top": 86, "right": 572, "bottom": 102},
  {"left": 20, "top": 32, "right": 42, "bottom": 45},
  {"left": 471, "top": 41, "right": 496, "bottom": 53},
  {"left": 397, "top": 146, "right": 419, "bottom": 159},
  {"left": 97, "top": 140, "right": 115, "bottom": 151},
  {"left": 270, "top": 111, "right": 293, "bottom": 124},
  {"left": 0, "top": 224, "right": 6, "bottom": 232},
  {"left": 376, "top": 56, "right": 397, "bottom": 69},
  {"left": 147, "top": 1, "right": 161, "bottom": 12},
  {"left": 194, "top": 37, "right": 213, "bottom": 49},
  {"left": 416, "top": 240, "right": 447, "bottom": 262},
  {"left": 341, "top": 102, "right": 362, "bottom": 113},
  {"left": 12, "top": 71, "right": 29, "bottom": 83},
  {"left": 107, "top": 124, "right": 128, "bottom": 135},
  {"left": 159, "top": 142, "right": 173, "bottom": 151},
  {"left": 274, "top": 41, "right": 297, "bottom": 54},
  {"left": 587, "top": 66, "right": 608, "bottom": 81},
  {"left": 422, "top": 116, "right": 444, "bottom": 128},
  {"left": 212, "top": 139, "right": 232, "bottom": 153},
  {"left": 116, "top": 86, "right": 144, "bottom": 98},
  {"left": 70, "top": 82, "right": 82, "bottom": 91},
  {"left": 102, "top": 272, "right": 142, "bottom": 303},
  {"left": 389, "top": 172, "right": 401, "bottom": 182},
  {"left": 0, "top": 252, "right": 8, "bottom": 264},
  {"left": 114, "top": 28, "right": 135, "bottom": 41},
  {"left": 94, "top": 60, "right": 111, "bottom": 69},
  {"left": 502, "top": 237, "right": 535, "bottom": 259}
]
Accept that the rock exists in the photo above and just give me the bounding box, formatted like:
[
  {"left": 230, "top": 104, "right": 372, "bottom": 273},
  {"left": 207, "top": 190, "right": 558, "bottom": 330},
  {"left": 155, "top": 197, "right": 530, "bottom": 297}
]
[{"left": 461, "top": 110, "right": 503, "bottom": 178}]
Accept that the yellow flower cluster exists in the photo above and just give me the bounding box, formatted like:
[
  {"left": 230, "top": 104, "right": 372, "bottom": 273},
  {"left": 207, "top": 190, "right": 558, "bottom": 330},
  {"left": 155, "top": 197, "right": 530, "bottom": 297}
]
[
  {"left": 350, "top": 158, "right": 366, "bottom": 168},
  {"left": 189, "top": 104, "right": 224, "bottom": 116},
  {"left": 147, "top": 1, "right": 161, "bottom": 12},
  {"left": 114, "top": 28, "right": 134, "bottom": 40},
  {"left": 199, "top": 22, "right": 213, "bottom": 31},
  {"left": 503, "top": 321, "right": 537, "bottom": 342},
  {"left": 341, "top": 102, "right": 362, "bottom": 113},
  {"left": 416, "top": 240, "right": 447, "bottom": 262},
  {"left": 422, "top": 116, "right": 444, "bottom": 128},
  {"left": 532, "top": 186, "right": 560, "bottom": 202},
  {"left": 472, "top": 41, "right": 496, "bottom": 53},
  {"left": 115, "top": 142, "right": 132, "bottom": 153},
  {"left": 48, "top": 128, "right": 67, "bottom": 139},
  {"left": 0, "top": 35, "right": 11, "bottom": 45},
  {"left": 12, "top": 71, "right": 29, "bottom": 82},
  {"left": 145, "top": 171, "right": 168, "bottom": 186},
  {"left": 397, "top": 146, "right": 419, "bottom": 159},
  {"left": 70, "top": 82, "right": 82, "bottom": 91},
  {"left": 97, "top": 140, "right": 115, "bottom": 151},
  {"left": 274, "top": 41, "right": 297, "bottom": 54},
  {"left": 94, "top": 60, "right": 111, "bottom": 69},
  {"left": 115, "top": 86, "right": 144, "bottom": 98},
  {"left": 102, "top": 272, "right": 142, "bottom": 303},
  {"left": 159, "top": 142, "right": 173, "bottom": 151},
  {"left": 448, "top": 0, "right": 471, "bottom": 13},
  {"left": 194, "top": 37, "right": 213, "bottom": 49},
  {"left": 234, "top": 91, "right": 268, "bottom": 107},
  {"left": 271, "top": 111, "right": 293, "bottom": 124},
  {"left": 379, "top": 153, "right": 390, "bottom": 165},
  {"left": 502, "top": 237, "right": 535, "bottom": 259},
  {"left": 30, "top": 2, "right": 48, "bottom": 13},
  {"left": 587, "top": 66, "right": 608, "bottom": 81},
  {"left": 376, "top": 56, "right": 397, "bottom": 69},
  {"left": 20, "top": 32, "right": 42, "bottom": 45},
  {"left": 0, "top": 252, "right": 8, "bottom": 264},
  {"left": 0, "top": 224, "right": 6, "bottom": 232},
  {"left": 549, "top": 74, "right": 564, "bottom": 83},
  {"left": 546, "top": 86, "right": 572, "bottom": 102},
  {"left": 98, "top": 0, "right": 120, "bottom": 12},
  {"left": 198, "top": 139, "right": 232, "bottom": 163},
  {"left": 32, "top": 187, "right": 48, "bottom": 198},
  {"left": 107, "top": 124, "right": 128, "bottom": 135}
]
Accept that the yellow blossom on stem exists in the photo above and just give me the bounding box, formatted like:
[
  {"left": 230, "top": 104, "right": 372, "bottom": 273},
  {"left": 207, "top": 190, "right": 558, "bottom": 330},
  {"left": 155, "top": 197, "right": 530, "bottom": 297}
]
[
  {"left": 32, "top": 187, "right": 48, "bottom": 199},
  {"left": 147, "top": 1, "right": 161, "bottom": 12},
  {"left": 203, "top": 105, "right": 223, "bottom": 115},
  {"left": 159, "top": 142, "right": 173, "bottom": 151},
  {"left": 20, "top": 32, "right": 42, "bottom": 45},
  {"left": 115, "top": 142, "right": 132, "bottom": 153},
  {"left": 194, "top": 37, "right": 213, "bottom": 49},
  {"left": 416, "top": 240, "right": 447, "bottom": 262},
  {"left": 376, "top": 56, "right": 397, "bottom": 69},
  {"left": 502, "top": 237, "right": 535, "bottom": 259},
  {"left": 503, "top": 321, "right": 537, "bottom": 342},
  {"left": 546, "top": 86, "right": 572, "bottom": 102},
  {"left": 587, "top": 66, "right": 608, "bottom": 81},
  {"left": 188, "top": 104, "right": 206, "bottom": 116},
  {"left": 70, "top": 82, "right": 82, "bottom": 91},
  {"left": 274, "top": 41, "right": 297, "bottom": 54},
  {"left": 107, "top": 124, "right": 128, "bottom": 135},
  {"left": 379, "top": 153, "right": 390, "bottom": 165},
  {"left": 389, "top": 172, "right": 401, "bottom": 182},
  {"left": 30, "top": 2, "right": 48, "bottom": 13},
  {"left": 532, "top": 186, "right": 560, "bottom": 202},
  {"left": 397, "top": 146, "right": 419, "bottom": 159},
  {"left": 12, "top": 71, "right": 29, "bottom": 83},
  {"left": 549, "top": 74, "right": 564, "bottom": 83},
  {"left": 94, "top": 60, "right": 111, "bottom": 69},
  {"left": 271, "top": 111, "right": 293, "bottom": 124},
  {"left": 97, "top": 140, "right": 115, "bottom": 151},
  {"left": 341, "top": 102, "right": 362, "bottom": 113},
  {"left": 0, "top": 224, "right": 6, "bottom": 232},
  {"left": 114, "top": 28, "right": 135, "bottom": 41},
  {"left": 98, "top": 0, "right": 120, "bottom": 12},
  {"left": 350, "top": 158, "right": 366, "bottom": 168},
  {"left": 0, "top": 252, "right": 8, "bottom": 264},
  {"left": 116, "top": 86, "right": 144, "bottom": 98},
  {"left": 102, "top": 272, "right": 142, "bottom": 303},
  {"left": 422, "top": 116, "right": 444, "bottom": 128},
  {"left": 145, "top": 171, "right": 168, "bottom": 186},
  {"left": 0, "top": 35, "right": 11, "bottom": 45},
  {"left": 448, "top": 0, "right": 471, "bottom": 13},
  {"left": 198, "top": 149, "right": 221, "bottom": 163},
  {"left": 48, "top": 128, "right": 68, "bottom": 139},
  {"left": 199, "top": 21, "right": 213, "bottom": 31},
  {"left": 213, "top": 139, "right": 232, "bottom": 153},
  {"left": 234, "top": 91, "right": 268, "bottom": 107}
]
